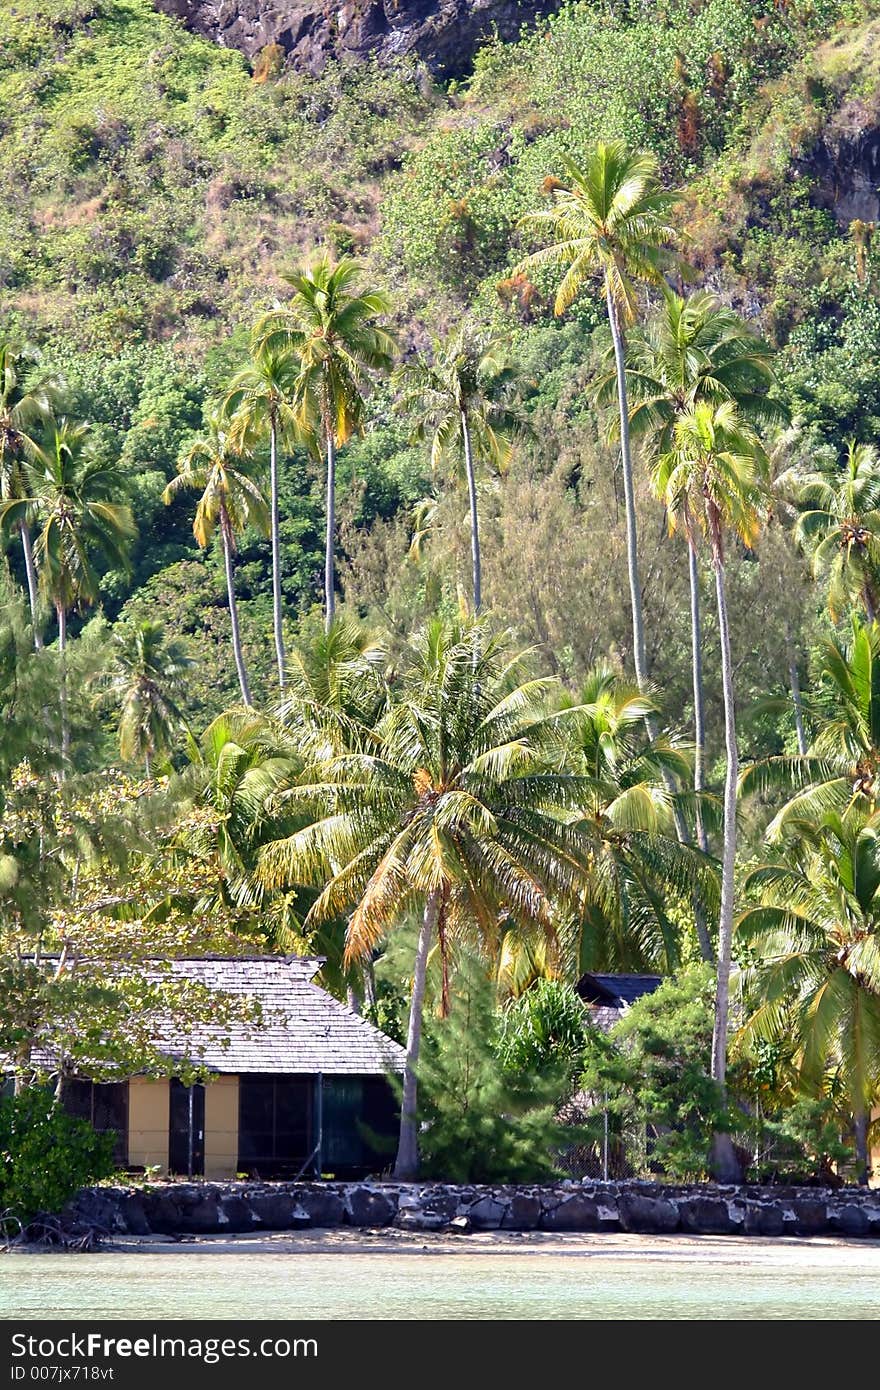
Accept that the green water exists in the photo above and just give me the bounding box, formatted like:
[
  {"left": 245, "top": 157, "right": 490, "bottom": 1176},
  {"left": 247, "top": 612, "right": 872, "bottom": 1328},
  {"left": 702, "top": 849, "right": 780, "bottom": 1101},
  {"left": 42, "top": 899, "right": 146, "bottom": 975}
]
[{"left": 2, "top": 1240, "right": 880, "bottom": 1320}]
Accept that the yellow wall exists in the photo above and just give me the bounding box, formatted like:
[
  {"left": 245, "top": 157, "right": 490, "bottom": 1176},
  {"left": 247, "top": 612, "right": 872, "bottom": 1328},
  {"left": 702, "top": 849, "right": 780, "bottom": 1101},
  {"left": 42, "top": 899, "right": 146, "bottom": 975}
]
[
  {"left": 204, "top": 1076, "right": 239, "bottom": 1180},
  {"left": 128, "top": 1078, "right": 169, "bottom": 1172}
]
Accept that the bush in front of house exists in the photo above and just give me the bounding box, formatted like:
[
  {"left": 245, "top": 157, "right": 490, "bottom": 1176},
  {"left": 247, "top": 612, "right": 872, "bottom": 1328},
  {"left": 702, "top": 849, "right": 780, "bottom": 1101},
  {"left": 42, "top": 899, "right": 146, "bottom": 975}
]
[{"left": 0, "top": 1087, "right": 115, "bottom": 1233}]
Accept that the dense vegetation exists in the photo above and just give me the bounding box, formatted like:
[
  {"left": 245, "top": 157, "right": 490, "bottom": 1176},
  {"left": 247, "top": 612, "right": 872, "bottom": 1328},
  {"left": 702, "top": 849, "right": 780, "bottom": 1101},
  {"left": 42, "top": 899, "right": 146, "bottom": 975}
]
[{"left": 2, "top": 0, "right": 880, "bottom": 1193}]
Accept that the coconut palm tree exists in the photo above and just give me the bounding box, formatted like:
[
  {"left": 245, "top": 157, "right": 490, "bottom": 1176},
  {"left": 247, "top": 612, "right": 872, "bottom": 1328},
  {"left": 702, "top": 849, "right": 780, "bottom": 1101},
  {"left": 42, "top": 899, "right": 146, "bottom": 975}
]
[
  {"left": 164, "top": 414, "right": 268, "bottom": 708},
  {"left": 0, "top": 419, "right": 136, "bottom": 760},
  {"left": 105, "top": 619, "right": 193, "bottom": 776},
  {"left": 258, "top": 619, "right": 594, "bottom": 1179},
  {"left": 785, "top": 440, "right": 880, "bottom": 622},
  {"left": 516, "top": 142, "right": 678, "bottom": 693},
  {"left": 255, "top": 254, "right": 396, "bottom": 632},
  {"left": 654, "top": 399, "right": 768, "bottom": 1179},
  {"left": 558, "top": 665, "right": 718, "bottom": 973},
  {"left": 741, "top": 617, "right": 880, "bottom": 843},
  {"left": 396, "top": 327, "right": 527, "bottom": 613},
  {"left": 604, "top": 289, "right": 787, "bottom": 958},
  {"left": 739, "top": 805, "right": 880, "bottom": 1183},
  {"left": 0, "top": 343, "right": 62, "bottom": 646},
  {"left": 224, "top": 344, "right": 308, "bottom": 692}
]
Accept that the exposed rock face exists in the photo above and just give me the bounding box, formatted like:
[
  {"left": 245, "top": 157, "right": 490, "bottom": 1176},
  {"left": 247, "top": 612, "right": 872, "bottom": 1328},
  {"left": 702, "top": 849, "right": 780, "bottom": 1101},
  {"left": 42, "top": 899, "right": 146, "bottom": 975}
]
[
  {"left": 65, "top": 1179, "right": 880, "bottom": 1240},
  {"left": 804, "top": 93, "right": 880, "bottom": 226},
  {"left": 154, "top": 0, "right": 557, "bottom": 77}
]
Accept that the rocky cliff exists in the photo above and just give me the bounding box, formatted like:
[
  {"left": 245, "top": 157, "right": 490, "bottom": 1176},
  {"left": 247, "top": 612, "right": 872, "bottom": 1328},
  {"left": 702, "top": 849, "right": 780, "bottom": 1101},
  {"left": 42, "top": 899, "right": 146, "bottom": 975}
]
[{"left": 154, "top": 0, "right": 557, "bottom": 76}]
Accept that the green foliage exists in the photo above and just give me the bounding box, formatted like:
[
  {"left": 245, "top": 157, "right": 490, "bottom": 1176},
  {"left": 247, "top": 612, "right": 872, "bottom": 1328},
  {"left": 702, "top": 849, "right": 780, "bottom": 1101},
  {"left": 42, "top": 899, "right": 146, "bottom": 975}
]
[
  {"left": 496, "top": 978, "right": 589, "bottom": 1078},
  {"left": 0, "top": 1086, "right": 115, "bottom": 1228},
  {"left": 417, "top": 963, "right": 575, "bottom": 1182},
  {"left": 582, "top": 967, "right": 730, "bottom": 1180}
]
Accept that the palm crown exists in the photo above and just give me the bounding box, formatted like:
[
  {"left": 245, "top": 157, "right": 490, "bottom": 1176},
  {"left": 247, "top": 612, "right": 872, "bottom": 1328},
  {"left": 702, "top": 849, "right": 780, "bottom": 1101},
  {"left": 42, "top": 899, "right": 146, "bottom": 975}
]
[
  {"left": 164, "top": 414, "right": 268, "bottom": 549},
  {"left": 786, "top": 441, "right": 880, "bottom": 621}
]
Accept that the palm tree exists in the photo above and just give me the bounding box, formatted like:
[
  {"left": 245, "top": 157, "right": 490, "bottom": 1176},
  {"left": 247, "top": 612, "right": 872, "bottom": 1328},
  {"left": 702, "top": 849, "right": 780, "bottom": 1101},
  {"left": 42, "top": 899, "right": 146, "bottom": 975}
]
[
  {"left": 558, "top": 665, "right": 718, "bottom": 973},
  {"left": 0, "top": 343, "right": 62, "bottom": 646},
  {"left": 105, "top": 619, "right": 193, "bottom": 776},
  {"left": 739, "top": 806, "right": 880, "bottom": 1183},
  {"left": 258, "top": 619, "right": 593, "bottom": 1179},
  {"left": 785, "top": 440, "right": 880, "bottom": 622},
  {"left": 396, "top": 327, "right": 526, "bottom": 613},
  {"left": 654, "top": 399, "right": 767, "bottom": 1178},
  {"left": 606, "top": 289, "right": 787, "bottom": 958},
  {"left": 0, "top": 418, "right": 136, "bottom": 760},
  {"left": 224, "top": 344, "right": 306, "bottom": 692},
  {"left": 741, "top": 617, "right": 880, "bottom": 843},
  {"left": 163, "top": 414, "right": 268, "bottom": 708},
  {"left": 255, "top": 253, "right": 396, "bottom": 632},
  {"left": 516, "top": 142, "right": 678, "bottom": 693}
]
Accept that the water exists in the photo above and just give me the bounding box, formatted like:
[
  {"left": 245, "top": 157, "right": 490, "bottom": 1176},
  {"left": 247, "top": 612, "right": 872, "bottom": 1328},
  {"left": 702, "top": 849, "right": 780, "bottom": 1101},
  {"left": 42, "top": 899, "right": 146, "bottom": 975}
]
[{"left": 2, "top": 1236, "right": 880, "bottom": 1319}]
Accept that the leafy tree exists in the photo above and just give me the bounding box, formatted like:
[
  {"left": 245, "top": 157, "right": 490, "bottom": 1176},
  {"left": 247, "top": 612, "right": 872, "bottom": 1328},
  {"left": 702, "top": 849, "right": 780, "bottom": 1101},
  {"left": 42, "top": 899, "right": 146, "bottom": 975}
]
[
  {"left": 258, "top": 618, "right": 593, "bottom": 1179},
  {"left": 256, "top": 253, "right": 396, "bottom": 631},
  {"left": 517, "top": 141, "right": 678, "bottom": 696},
  {"left": 0, "top": 1087, "right": 115, "bottom": 1231},
  {"left": 103, "top": 618, "right": 193, "bottom": 776},
  {"left": 416, "top": 962, "right": 575, "bottom": 1182},
  {"left": 786, "top": 440, "right": 880, "bottom": 622},
  {"left": 496, "top": 977, "right": 589, "bottom": 1080},
  {"left": 0, "top": 419, "right": 135, "bottom": 760},
  {"left": 654, "top": 399, "right": 767, "bottom": 1179},
  {"left": 396, "top": 327, "right": 526, "bottom": 613},
  {"left": 0, "top": 343, "right": 61, "bottom": 647},
  {"left": 739, "top": 805, "right": 880, "bottom": 1184},
  {"left": 163, "top": 413, "right": 268, "bottom": 707},
  {"left": 225, "top": 343, "right": 306, "bottom": 692}
]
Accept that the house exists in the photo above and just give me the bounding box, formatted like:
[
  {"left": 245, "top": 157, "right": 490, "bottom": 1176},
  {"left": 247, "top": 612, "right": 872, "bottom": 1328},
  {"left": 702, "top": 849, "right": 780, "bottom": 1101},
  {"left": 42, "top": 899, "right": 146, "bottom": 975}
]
[
  {"left": 575, "top": 972, "right": 663, "bottom": 1031},
  {"left": 20, "top": 956, "right": 405, "bottom": 1181}
]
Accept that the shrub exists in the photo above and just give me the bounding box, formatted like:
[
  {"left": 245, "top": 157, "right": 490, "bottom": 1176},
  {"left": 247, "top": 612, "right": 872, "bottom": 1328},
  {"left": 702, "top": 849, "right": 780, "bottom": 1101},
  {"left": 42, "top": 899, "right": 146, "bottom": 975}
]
[{"left": 0, "top": 1087, "right": 115, "bottom": 1231}]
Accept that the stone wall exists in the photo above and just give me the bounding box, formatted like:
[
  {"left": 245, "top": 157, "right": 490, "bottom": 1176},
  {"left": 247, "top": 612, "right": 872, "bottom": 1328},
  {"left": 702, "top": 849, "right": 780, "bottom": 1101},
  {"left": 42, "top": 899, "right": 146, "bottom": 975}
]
[{"left": 66, "top": 1180, "right": 880, "bottom": 1240}]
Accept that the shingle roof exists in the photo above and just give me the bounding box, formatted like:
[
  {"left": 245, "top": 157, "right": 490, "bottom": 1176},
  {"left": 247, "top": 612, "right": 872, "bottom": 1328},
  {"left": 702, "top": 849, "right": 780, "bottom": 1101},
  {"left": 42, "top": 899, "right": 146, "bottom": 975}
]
[
  {"left": 576, "top": 972, "right": 663, "bottom": 1011},
  {"left": 159, "top": 956, "right": 405, "bottom": 1076},
  {"left": 7, "top": 955, "right": 405, "bottom": 1078}
]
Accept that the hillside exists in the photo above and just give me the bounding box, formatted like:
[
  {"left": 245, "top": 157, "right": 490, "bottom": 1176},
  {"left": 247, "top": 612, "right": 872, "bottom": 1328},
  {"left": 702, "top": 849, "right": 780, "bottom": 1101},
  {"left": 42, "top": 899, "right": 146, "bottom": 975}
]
[{"left": 1, "top": 0, "right": 879, "bottom": 735}]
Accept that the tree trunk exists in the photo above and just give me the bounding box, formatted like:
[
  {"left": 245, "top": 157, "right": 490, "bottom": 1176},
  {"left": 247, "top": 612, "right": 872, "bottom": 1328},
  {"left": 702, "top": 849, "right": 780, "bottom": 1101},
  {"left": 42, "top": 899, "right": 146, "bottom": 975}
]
[
  {"left": 605, "top": 278, "right": 648, "bottom": 691},
  {"left": 853, "top": 1107, "right": 870, "bottom": 1187},
  {"left": 19, "top": 521, "right": 42, "bottom": 650},
  {"left": 865, "top": 586, "right": 876, "bottom": 624},
  {"left": 269, "top": 415, "right": 286, "bottom": 691},
  {"left": 221, "top": 508, "right": 252, "bottom": 707},
  {"left": 688, "top": 540, "right": 714, "bottom": 964},
  {"left": 324, "top": 426, "right": 336, "bottom": 633},
  {"left": 461, "top": 409, "right": 482, "bottom": 613},
  {"left": 57, "top": 603, "right": 69, "bottom": 767},
  {"left": 394, "top": 889, "right": 440, "bottom": 1181},
  {"left": 144, "top": 750, "right": 152, "bottom": 781},
  {"left": 709, "top": 541, "right": 742, "bottom": 1182},
  {"left": 785, "top": 624, "right": 808, "bottom": 756}
]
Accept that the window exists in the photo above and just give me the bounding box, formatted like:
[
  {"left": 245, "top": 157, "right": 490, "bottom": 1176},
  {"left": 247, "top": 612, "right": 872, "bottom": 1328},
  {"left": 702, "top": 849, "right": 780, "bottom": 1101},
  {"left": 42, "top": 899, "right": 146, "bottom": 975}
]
[
  {"left": 238, "top": 1075, "right": 313, "bottom": 1177},
  {"left": 62, "top": 1080, "right": 128, "bottom": 1165}
]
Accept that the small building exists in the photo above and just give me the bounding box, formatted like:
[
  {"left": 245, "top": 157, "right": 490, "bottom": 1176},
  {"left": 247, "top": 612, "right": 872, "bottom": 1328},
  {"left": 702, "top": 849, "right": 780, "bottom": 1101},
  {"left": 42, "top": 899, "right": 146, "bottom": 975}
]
[
  {"left": 18, "top": 956, "right": 404, "bottom": 1181},
  {"left": 575, "top": 972, "right": 663, "bottom": 1031}
]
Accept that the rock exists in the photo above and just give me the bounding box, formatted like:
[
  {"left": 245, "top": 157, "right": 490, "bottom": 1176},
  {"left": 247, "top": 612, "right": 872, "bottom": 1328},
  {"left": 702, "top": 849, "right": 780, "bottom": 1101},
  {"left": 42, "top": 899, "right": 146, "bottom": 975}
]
[
  {"left": 344, "top": 1187, "right": 396, "bottom": 1228},
  {"left": 790, "top": 1199, "right": 828, "bottom": 1238},
  {"left": 618, "top": 1193, "right": 679, "bottom": 1234},
  {"left": 248, "top": 1194, "right": 310, "bottom": 1229},
  {"left": 502, "top": 1193, "right": 542, "bottom": 1230},
  {"left": 832, "top": 1204, "right": 870, "bottom": 1237},
  {"left": 540, "top": 1193, "right": 606, "bottom": 1232},
  {"left": 395, "top": 1210, "right": 450, "bottom": 1230},
  {"left": 217, "top": 1196, "right": 257, "bottom": 1233},
  {"left": 181, "top": 1197, "right": 223, "bottom": 1233},
  {"left": 449, "top": 1215, "right": 471, "bottom": 1231},
  {"left": 466, "top": 1196, "right": 508, "bottom": 1230},
  {"left": 154, "top": 0, "right": 562, "bottom": 79},
  {"left": 296, "top": 1187, "right": 345, "bottom": 1227},
  {"left": 678, "top": 1197, "right": 743, "bottom": 1236}
]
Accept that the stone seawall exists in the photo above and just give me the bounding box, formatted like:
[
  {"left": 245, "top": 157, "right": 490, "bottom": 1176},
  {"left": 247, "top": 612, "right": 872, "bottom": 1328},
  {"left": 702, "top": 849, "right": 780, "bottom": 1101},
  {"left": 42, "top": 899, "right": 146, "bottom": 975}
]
[{"left": 67, "top": 1180, "right": 880, "bottom": 1239}]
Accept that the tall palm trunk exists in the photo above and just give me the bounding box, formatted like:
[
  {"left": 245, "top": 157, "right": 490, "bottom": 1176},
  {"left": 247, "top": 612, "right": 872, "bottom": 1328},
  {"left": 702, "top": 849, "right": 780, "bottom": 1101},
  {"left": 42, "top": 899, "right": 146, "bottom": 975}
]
[
  {"left": 19, "top": 521, "right": 42, "bottom": 650},
  {"left": 785, "top": 623, "right": 808, "bottom": 756},
  {"left": 853, "top": 1107, "right": 870, "bottom": 1187},
  {"left": 709, "top": 528, "right": 742, "bottom": 1181},
  {"left": 605, "top": 279, "right": 648, "bottom": 690},
  {"left": 220, "top": 506, "right": 252, "bottom": 707},
  {"left": 57, "top": 603, "right": 69, "bottom": 767},
  {"left": 460, "top": 408, "right": 482, "bottom": 613},
  {"left": 324, "top": 425, "right": 336, "bottom": 634},
  {"left": 269, "top": 413, "right": 286, "bottom": 690},
  {"left": 144, "top": 750, "right": 152, "bottom": 780},
  {"left": 394, "top": 888, "right": 440, "bottom": 1181},
  {"left": 688, "top": 538, "right": 714, "bottom": 963}
]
